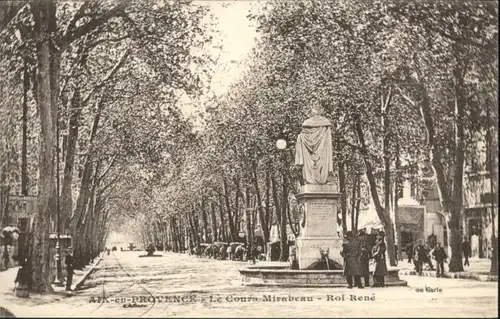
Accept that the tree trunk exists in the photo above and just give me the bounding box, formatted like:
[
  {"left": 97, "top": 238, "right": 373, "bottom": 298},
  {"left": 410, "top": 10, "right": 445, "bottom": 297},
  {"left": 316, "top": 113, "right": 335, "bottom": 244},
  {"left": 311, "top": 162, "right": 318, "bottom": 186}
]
[
  {"left": 30, "top": 0, "right": 56, "bottom": 293},
  {"left": 271, "top": 173, "right": 281, "bottom": 240},
  {"left": 201, "top": 198, "right": 208, "bottom": 243},
  {"left": 339, "top": 161, "right": 348, "bottom": 233},
  {"left": 252, "top": 161, "right": 269, "bottom": 244},
  {"left": 170, "top": 217, "right": 179, "bottom": 253},
  {"left": 279, "top": 172, "right": 289, "bottom": 261},
  {"left": 21, "top": 60, "right": 29, "bottom": 196},
  {"left": 355, "top": 179, "right": 361, "bottom": 231},
  {"left": 264, "top": 167, "right": 272, "bottom": 233},
  {"left": 447, "top": 68, "right": 467, "bottom": 272},
  {"left": 245, "top": 187, "right": 253, "bottom": 255},
  {"left": 233, "top": 177, "right": 243, "bottom": 237},
  {"left": 486, "top": 104, "right": 498, "bottom": 275},
  {"left": 287, "top": 201, "right": 298, "bottom": 237},
  {"left": 351, "top": 175, "right": 358, "bottom": 231},
  {"left": 355, "top": 116, "right": 397, "bottom": 266},
  {"left": 70, "top": 98, "right": 104, "bottom": 264},
  {"left": 210, "top": 201, "right": 218, "bottom": 243},
  {"left": 394, "top": 142, "right": 401, "bottom": 253},
  {"left": 222, "top": 178, "right": 236, "bottom": 241},
  {"left": 60, "top": 87, "right": 82, "bottom": 233},
  {"left": 218, "top": 194, "right": 226, "bottom": 242},
  {"left": 415, "top": 76, "right": 464, "bottom": 272},
  {"left": 78, "top": 160, "right": 100, "bottom": 267},
  {"left": 188, "top": 212, "right": 199, "bottom": 246}
]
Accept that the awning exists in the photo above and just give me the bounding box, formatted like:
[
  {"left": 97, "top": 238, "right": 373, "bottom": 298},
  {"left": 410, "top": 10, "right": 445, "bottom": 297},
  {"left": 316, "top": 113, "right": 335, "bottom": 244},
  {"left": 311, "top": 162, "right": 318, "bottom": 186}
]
[{"left": 396, "top": 206, "right": 424, "bottom": 233}]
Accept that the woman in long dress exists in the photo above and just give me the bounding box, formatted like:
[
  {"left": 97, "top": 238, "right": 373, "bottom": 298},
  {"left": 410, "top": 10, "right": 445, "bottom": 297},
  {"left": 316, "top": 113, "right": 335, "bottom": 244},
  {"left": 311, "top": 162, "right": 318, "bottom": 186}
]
[{"left": 371, "top": 231, "right": 388, "bottom": 287}]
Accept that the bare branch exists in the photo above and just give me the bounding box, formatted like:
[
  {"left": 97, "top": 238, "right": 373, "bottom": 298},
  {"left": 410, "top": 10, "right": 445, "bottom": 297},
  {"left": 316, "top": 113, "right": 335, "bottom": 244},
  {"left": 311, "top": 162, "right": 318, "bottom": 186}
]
[
  {"left": 62, "top": 3, "right": 126, "bottom": 47},
  {"left": 62, "top": 2, "right": 90, "bottom": 42},
  {"left": 396, "top": 87, "right": 417, "bottom": 107},
  {"left": 383, "top": 86, "right": 393, "bottom": 113},
  {"left": 82, "top": 48, "right": 130, "bottom": 105},
  {"left": 87, "top": 34, "right": 130, "bottom": 49},
  {"left": 98, "top": 155, "right": 118, "bottom": 181}
]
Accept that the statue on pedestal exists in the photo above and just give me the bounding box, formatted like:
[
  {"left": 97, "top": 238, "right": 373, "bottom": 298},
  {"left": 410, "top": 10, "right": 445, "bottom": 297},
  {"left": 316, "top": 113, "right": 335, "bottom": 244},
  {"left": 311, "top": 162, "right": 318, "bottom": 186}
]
[{"left": 294, "top": 105, "right": 334, "bottom": 185}]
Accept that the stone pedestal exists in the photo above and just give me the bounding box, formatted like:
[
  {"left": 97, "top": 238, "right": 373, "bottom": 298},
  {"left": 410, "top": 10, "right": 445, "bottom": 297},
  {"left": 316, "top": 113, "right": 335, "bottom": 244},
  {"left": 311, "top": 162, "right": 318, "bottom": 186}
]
[{"left": 295, "top": 184, "right": 343, "bottom": 269}]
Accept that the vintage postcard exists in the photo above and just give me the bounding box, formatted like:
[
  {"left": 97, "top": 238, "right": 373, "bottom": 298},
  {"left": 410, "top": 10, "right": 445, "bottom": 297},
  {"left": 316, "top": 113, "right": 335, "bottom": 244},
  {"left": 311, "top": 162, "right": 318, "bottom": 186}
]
[{"left": 0, "top": 0, "right": 498, "bottom": 317}]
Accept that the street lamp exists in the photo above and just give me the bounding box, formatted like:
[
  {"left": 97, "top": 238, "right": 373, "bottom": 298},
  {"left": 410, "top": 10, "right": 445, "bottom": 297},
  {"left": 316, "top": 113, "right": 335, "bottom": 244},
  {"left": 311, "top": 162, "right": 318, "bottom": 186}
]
[
  {"left": 276, "top": 135, "right": 290, "bottom": 261},
  {"left": 276, "top": 138, "right": 287, "bottom": 150}
]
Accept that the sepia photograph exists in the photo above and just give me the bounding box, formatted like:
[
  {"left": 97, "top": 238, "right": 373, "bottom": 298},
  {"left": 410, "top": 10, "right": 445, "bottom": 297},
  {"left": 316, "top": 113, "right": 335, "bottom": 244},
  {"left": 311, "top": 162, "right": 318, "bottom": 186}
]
[{"left": 0, "top": 0, "right": 498, "bottom": 317}]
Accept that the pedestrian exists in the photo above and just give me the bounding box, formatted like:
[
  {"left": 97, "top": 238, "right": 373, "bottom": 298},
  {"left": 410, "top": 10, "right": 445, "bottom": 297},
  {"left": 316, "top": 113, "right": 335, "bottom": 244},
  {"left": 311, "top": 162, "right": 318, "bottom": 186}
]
[
  {"left": 424, "top": 243, "right": 435, "bottom": 270},
  {"left": 413, "top": 240, "right": 426, "bottom": 275},
  {"left": 241, "top": 244, "right": 247, "bottom": 261},
  {"left": 462, "top": 239, "right": 471, "bottom": 266},
  {"left": 432, "top": 242, "right": 447, "bottom": 277},
  {"left": 371, "top": 231, "right": 388, "bottom": 287},
  {"left": 226, "top": 243, "right": 232, "bottom": 261},
  {"left": 234, "top": 244, "right": 242, "bottom": 261},
  {"left": 340, "top": 231, "right": 363, "bottom": 289},
  {"left": 250, "top": 244, "right": 257, "bottom": 264},
  {"left": 405, "top": 242, "right": 414, "bottom": 264},
  {"left": 14, "top": 259, "right": 30, "bottom": 298},
  {"left": 357, "top": 230, "right": 371, "bottom": 287},
  {"left": 3, "top": 246, "right": 10, "bottom": 269},
  {"left": 394, "top": 245, "right": 398, "bottom": 266},
  {"left": 65, "top": 247, "right": 75, "bottom": 291}
]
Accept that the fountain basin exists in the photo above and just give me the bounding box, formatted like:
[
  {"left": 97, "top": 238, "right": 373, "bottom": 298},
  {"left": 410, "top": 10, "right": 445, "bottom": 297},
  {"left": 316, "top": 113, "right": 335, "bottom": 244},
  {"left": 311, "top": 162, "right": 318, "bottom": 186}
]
[{"left": 239, "top": 264, "right": 407, "bottom": 287}]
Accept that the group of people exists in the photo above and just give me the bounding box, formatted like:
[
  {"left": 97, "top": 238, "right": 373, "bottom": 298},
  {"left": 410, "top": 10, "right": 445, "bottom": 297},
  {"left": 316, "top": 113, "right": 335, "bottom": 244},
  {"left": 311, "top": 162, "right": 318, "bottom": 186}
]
[
  {"left": 405, "top": 240, "right": 450, "bottom": 277},
  {"left": 340, "top": 230, "right": 388, "bottom": 289},
  {"left": 14, "top": 246, "right": 75, "bottom": 297},
  {"left": 191, "top": 241, "right": 264, "bottom": 263}
]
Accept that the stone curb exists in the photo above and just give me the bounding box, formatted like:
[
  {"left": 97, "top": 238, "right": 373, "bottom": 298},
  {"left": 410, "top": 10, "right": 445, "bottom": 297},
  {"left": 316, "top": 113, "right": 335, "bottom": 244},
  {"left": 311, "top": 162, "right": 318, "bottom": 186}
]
[
  {"left": 399, "top": 270, "right": 498, "bottom": 282},
  {"left": 74, "top": 257, "right": 103, "bottom": 291},
  {"left": 242, "top": 280, "right": 408, "bottom": 288}
]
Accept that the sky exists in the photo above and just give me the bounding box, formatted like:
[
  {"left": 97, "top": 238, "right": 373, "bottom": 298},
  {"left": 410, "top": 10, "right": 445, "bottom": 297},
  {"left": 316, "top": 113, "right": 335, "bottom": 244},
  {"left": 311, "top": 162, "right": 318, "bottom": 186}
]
[{"left": 179, "top": 0, "right": 263, "bottom": 119}]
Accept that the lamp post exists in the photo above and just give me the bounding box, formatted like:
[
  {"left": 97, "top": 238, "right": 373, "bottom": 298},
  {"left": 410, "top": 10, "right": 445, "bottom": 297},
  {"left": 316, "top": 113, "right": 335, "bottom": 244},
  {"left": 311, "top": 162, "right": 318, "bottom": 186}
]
[
  {"left": 276, "top": 135, "right": 289, "bottom": 261},
  {"left": 53, "top": 105, "right": 64, "bottom": 287}
]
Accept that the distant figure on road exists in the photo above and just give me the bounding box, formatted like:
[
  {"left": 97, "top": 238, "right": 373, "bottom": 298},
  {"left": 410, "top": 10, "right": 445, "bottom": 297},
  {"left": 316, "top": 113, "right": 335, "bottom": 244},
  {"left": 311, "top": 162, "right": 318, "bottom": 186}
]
[
  {"left": 432, "top": 242, "right": 447, "bottom": 277},
  {"left": 413, "top": 240, "right": 426, "bottom": 275},
  {"left": 65, "top": 247, "right": 75, "bottom": 291},
  {"left": 462, "top": 239, "right": 471, "bottom": 266},
  {"left": 424, "top": 243, "right": 435, "bottom": 271},
  {"left": 226, "top": 242, "right": 232, "bottom": 260},
  {"left": 405, "top": 242, "right": 414, "bottom": 264},
  {"left": 340, "top": 231, "right": 363, "bottom": 289},
  {"left": 394, "top": 245, "right": 398, "bottom": 266},
  {"left": 14, "top": 259, "right": 30, "bottom": 298},
  {"left": 371, "top": 231, "right": 388, "bottom": 287},
  {"left": 357, "top": 230, "right": 370, "bottom": 287}
]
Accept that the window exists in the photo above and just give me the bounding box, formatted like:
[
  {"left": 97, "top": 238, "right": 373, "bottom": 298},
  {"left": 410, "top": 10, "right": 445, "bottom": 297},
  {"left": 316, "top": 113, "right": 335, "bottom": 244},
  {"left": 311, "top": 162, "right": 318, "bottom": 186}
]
[
  {"left": 18, "top": 218, "right": 30, "bottom": 232},
  {"left": 410, "top": 181, "right": 416, "bottom": 198},
  {"left": 401, "top": 231, "right": 413, "bottom": 249},
  {"left": 397, "top": 185, "right": 404, "bottom": 199}
]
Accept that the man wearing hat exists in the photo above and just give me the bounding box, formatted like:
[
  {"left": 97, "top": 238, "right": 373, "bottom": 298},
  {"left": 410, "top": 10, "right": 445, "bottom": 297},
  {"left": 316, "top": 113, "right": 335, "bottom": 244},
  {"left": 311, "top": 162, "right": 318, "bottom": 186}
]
[
  {"left": 371, "top": 230, "right": 388, "bottom": 287},
  {"left": 65, "top": 247, "right": 75, "bottom": 291},
  {"left": 357, "top": 230, "right": 371, "bottom": 287},
  {"left": 340, "top": 231, "right": 363, "bottom": 289}
]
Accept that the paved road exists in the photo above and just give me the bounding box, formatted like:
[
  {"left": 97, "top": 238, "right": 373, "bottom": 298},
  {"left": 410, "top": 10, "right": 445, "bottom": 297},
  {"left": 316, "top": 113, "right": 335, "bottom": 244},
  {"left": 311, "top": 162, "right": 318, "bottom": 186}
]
[{"left": 1, "top": 251, "right": 497, "bottom": 317}]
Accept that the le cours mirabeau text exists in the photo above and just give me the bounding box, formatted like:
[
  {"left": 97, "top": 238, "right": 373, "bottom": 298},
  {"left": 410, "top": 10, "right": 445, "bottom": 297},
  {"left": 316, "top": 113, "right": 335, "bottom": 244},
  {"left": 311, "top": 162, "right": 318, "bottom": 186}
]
[{"left": 89, "top": 294, "right": 376, "bottom": 304}]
